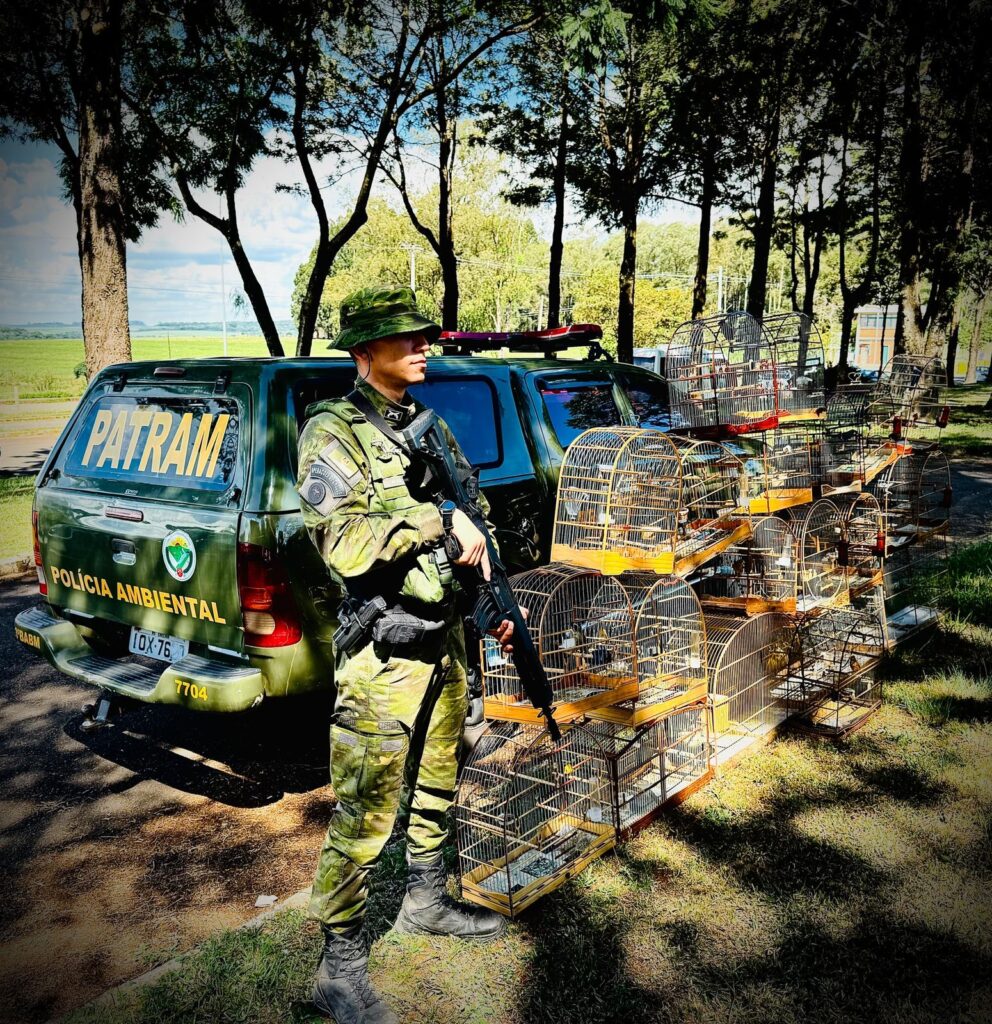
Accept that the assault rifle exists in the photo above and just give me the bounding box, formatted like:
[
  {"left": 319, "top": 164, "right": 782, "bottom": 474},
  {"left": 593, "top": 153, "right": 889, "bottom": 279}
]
[{"left": 399, "top": 409, "right": 562, "bottom": 742}]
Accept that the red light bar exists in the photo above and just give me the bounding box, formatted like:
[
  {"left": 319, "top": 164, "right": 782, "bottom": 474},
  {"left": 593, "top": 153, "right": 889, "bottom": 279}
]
[{"left": 438, "top": 323, "right": 603, "bottom": 353}]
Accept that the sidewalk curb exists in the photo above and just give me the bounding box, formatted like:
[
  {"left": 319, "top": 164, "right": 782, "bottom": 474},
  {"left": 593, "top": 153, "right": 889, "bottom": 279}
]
[
  {"left": 0, "top": 554, "right": 32, "bottom": 579},
  {"left": 74, "top": 888, "right": 312, "bottom": 1018}
]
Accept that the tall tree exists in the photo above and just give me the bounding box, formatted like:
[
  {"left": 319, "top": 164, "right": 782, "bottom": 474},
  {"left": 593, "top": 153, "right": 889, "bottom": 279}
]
[{"left": 0, "top": 1, "right": 170, "bottom": 374}]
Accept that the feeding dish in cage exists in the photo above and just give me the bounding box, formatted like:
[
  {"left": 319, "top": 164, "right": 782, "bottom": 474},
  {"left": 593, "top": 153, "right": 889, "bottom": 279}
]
[
  {"left": 581, "top": 708, "right": 711, "bottom": 836},
  {"left": 790, "top": 498, "right": 850, "bottom": 613},
  {"left": 732, "top": 424, "right": 819, "bottom": 513},
  {"left": 704, "top": 611, "right": 793, "bottom": 765},
  {"left": 762, "top": 311, "right": 826, "bottom": 422},
  {"left": 587, "top": 574, "right": 708, "bottom": 726},
  {"left": 481, "top": 564, "right": 638, "bottom": 725},
  {"left": 666, "top": 310, "right": 779, "bottom": 436},
  {"left": 694, "top": 516, "right": 798, "bottom": 615},
  {"left": 454, "top": 721, "right": 616, "bottom": 917}
]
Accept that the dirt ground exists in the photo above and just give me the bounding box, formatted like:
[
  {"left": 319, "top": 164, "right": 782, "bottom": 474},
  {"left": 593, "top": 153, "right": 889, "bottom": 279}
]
[{"left": 0, "top": 458, "right": 989, "bottom": 1024}]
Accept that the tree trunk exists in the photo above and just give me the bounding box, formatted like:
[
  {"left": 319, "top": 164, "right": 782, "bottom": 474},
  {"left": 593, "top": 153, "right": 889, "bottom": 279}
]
[
  {"left": 837, "top": 294, "right": 857, "bottom": 376},
  {"left": 77, "top": 0, "right": 131, "bottom": 377},
  {"left": 966, "top": 291, "right": 987, "bottom": 384},
  {"left": 746, "top": 111, "right": 780, "bottom": 320},
  {"left": 943, "top": 290, "right": 967, "bottom": 386},
  {"left": 547, "top": 72, "right": 569, "bottom": 330},
  {"left": 692, "top": 153, "right": 713, "bottom": 319},
  {"left": 616, "top": 204, "right": 637, "bottom": 363}
]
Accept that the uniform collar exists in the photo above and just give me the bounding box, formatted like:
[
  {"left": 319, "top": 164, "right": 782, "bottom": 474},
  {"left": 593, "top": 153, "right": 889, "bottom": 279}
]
[{"left": 354, "top": 378, "right": 418, "bottom": 427}]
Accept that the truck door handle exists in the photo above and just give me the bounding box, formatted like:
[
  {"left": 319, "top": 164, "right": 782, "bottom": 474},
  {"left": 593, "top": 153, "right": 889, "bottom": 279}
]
[{"left": 111, "top": 538, "right": 137, "bottom": 566}]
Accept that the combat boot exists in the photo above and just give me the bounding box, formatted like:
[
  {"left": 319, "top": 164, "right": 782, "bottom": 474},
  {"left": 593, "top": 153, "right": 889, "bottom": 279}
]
[
  {"left": 392, "top": 854, "right": 507, "bottom": 942},
  {"left": 312, "top": 925, "right": 398, "bottom": 1024}
]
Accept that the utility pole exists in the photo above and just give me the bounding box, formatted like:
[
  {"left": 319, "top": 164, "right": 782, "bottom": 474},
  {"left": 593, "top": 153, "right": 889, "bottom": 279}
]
[
  {"left": 403, "top": 245, "right": 417, "bottom": 291},
  {"left": 717, "top": 266, "right": 724, "bottom": 313},
  {"left": 537, "top": 295, "right": 544, "bottom": 331},
  {"left": 219, "top": 195, "right": 228, "bottom": 357}
]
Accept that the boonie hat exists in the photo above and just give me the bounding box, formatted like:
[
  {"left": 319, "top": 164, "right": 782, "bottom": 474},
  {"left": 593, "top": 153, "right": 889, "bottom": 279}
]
[{"left": 328, "top": 284, "right": 441, "bottom": 351}]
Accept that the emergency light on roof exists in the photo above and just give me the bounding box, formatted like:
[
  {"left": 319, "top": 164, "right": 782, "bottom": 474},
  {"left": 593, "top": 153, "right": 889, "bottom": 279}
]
[{"left": 437, "top": 323, "right": 603, "bottom": 355}]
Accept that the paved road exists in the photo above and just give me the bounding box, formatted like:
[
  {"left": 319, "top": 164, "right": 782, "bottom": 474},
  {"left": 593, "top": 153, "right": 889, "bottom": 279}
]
[{"left": 0, "top": 433, "right": 59, "bottom": 476}]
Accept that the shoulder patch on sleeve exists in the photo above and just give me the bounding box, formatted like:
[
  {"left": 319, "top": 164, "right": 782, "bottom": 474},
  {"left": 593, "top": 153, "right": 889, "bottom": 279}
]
[{"left": 299, "top": 461, "right": 351, "bottom": 516}]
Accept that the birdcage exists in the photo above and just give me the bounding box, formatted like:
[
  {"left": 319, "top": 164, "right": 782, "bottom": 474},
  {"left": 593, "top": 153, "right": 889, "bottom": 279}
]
[
  {"left": 762, "top": 311, "right": 826, "bottom": 421},
  {"left": 882, "top": 527, "right": 947, "bottom": 644},
  {"left": 789, "top": 498, "right": 850, "bottom": 612},
  {"left": 705, "top": 611, "right": 793, "bottom": 765},
  {"left": 481, "top": 564, "right": 638, "bottom": 725},
  {"left": 551, "top": 427, "right": 682, "bottom": 574},
  {"left": 666, "top": 310, "right": 779, "bottom": 435},
  {"left": 836, "top": 492, "right": 886, "bottom": 597},
  {"left": 551, "top": 428, "right": 749, "bottom": 576},
  {"left": 774, "top": 601, "right": 888, "bottom": 714},
  {"left": 870, "top": 354, "right": 950, "bottom": 443},
  {"left": 870, "top": 446, "right": 952, "bottom": 554},
  {"left": 732, "top": 424, "right": 820, "bottom": 513},
  {"left": 581, "top": 706, "right": 712, "bottom": 836},
  {"left": 587, "top": 574, "right": 707, "bottom": 726},
  {"left": 800, "top": 671, "right": 884, "bottom": 738},
  {"left": 455, "top": 721, "right": 616, "bottom": 917},
  {"left": 666, "top": 435, "right": 753, "bottom": 573},
  {"left": 694, "top": 516, "right": 799, "bottom": 615},
  {"left": 821, "top": 387, "right": 904, "bottom": 494}
]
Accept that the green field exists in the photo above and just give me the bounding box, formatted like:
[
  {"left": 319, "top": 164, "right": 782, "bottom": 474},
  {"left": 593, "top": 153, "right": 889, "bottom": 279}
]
[
  {"left": 942, "top": 383, "right": 992, "bottom": 458},
  {"left": 0, "top": 476, "right": 34, "bottom": 561}
]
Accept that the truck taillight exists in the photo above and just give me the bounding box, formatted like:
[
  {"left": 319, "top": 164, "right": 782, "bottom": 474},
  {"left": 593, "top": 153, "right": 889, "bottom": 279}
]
[
  {"left": 236, "top": 542, "right": 302, "bottom": 647},
  {"left": 32, "top": 508, "right": 46, "bottom": 596}
]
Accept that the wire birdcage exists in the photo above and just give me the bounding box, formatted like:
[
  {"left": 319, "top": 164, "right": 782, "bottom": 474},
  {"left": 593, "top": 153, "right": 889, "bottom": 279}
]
[
  {"left": 762, "top": 311, "right": 826, "bottom": 421},
  {"left": 666, "top": 435, "right": 753, "bottom": 573},
  {"left": 733, "top": 424, "right": 820, "bottom": 513},
  {"left": 481, "top": 564, "right": 638, "bottom": 725},
  {"left": 870, "top": 354, "right": 950, "bottom": 443},
  {"left": 705, "top": 611, "right": 793, "bottom": 764},
  {"left": 789, "top": 498, "right": 850, "bottom": 612},
  {"left": 821, "top": 386, "right": 904, "bottom": 494},
  {"left": 455, "top": 721, "right": 616, "bottom": 917},
  {"left": 666, "top": 310, "right": 779, "bottom": 435},
  {"left": 588, "top": 574, "right": 707, "bottom": 726},
  {"left": 882, "top": 528, "right": 948, "bottom": 644},
  {"left": 836, "top": 492, "right": 886, "bottom": 597},
  {"left": 870, "top": 446, "right": 952, "bottom": 554},
  {"left": 551, "top": 427, "right": 682, "bottom": 574},
  {"left": 552, "top": 428, "right": 749, "bottom": 576},
  {"left": 694, "top": 515, "right": 798, "bottom": 615},
  {"left": 581, "top": 706, "right": 711, "bottom": 836},
  {"left": 800, "top": 672, "right": 884, "bottom": 738}
]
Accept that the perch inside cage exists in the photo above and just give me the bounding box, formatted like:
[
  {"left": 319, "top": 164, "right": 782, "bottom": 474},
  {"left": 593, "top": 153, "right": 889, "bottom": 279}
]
[
  {"left": 481, "top": 563, "right": 638, "bottom": 724},
  {"left": 869, "top": 446, "right": 951, "bottom": 552},
  {"left": 455, "top": 721, "right": 616, "bottom": 917},
  {"left": 551, "top": 427, "right": 682, "bottom": 574},
  {"left": 587, "top": 574, "right": 707, "bottom": 726},
  {"left": 694, "top": 515, "right": 798, "bottom": 614},
  {"left": 704, "top": 611, "right": 793, "bottom": 764},
  {"left": 836, "top": 492, "right": 885, "bottom": 595},
  {"left": 581, "top": 706, "right": 711, "bottom": 835},
  {"left": 762, "top": 311, "right": 826, "bottom": 420},
  {"left": 871, "top": 354, "right": 949, "bottom": 442},
  {"left": 732, "top": 424, "right": 819, "bottom": 513},
  {"left": 666, "top": 310, "right": 779, "bottom": 435},
  {"left": 790, "top": 498, "right": 850, "bottom": 612}
]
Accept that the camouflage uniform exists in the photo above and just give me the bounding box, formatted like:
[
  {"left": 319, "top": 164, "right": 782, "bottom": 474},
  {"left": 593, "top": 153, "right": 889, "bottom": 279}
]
[{"left": 298, "top": 379, "right": 490, "bottom": 931}]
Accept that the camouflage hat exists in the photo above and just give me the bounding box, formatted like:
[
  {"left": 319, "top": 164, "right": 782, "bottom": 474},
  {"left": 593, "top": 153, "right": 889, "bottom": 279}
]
[{"left": 328, "top": 284, "right": 441, "bottom": 351}]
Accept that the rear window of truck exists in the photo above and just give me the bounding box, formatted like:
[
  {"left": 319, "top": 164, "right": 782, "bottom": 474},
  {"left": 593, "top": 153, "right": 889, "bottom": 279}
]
[{"left": 56, "top": 394, "right": 242, "bottom": 500}]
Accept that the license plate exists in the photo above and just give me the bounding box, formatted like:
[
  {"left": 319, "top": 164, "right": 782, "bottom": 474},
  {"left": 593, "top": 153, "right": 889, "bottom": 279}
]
[{"left": 128, "top": 628, "right": 189, "bottom": 664}]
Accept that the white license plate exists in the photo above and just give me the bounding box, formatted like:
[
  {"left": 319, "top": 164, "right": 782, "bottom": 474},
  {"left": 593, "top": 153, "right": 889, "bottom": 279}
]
[{"left": 128, "top": 628, "right": 189, "bottom": 663}]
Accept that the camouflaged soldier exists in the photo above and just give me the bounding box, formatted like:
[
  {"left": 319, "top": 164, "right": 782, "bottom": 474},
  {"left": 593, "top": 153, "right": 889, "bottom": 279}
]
[{"left": 297, "top": 285, "right": 509, "bottom": 1024}]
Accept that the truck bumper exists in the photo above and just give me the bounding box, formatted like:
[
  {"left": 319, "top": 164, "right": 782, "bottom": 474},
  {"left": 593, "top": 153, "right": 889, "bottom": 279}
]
[{"left": 15, "top": 605, "right": 266, "bottom": 712}]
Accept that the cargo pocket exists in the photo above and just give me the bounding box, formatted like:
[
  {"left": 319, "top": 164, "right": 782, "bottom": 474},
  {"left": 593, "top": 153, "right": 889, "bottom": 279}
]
[{"left": 329, "top": 723, "right": 370, "bottom": 839}]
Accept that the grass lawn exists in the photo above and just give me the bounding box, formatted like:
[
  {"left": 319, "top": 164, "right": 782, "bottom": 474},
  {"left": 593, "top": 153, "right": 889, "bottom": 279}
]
[
  {"left": 0, "top": 475, "right": 35, "bottom": 561},
  {"left": 942, "top": 382, "right": 992, "bottom": 458},
  {"left": 66, "top": 547, "right": 992, "bottom": 1024}
]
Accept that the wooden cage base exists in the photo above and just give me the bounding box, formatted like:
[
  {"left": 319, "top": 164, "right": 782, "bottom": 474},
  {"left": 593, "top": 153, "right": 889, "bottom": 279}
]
[
  {"left": 550, "top": 545, "right": 676, "bottom": 576},
  {"left": 485, "top": 679, "right": 640, "bottom": 727},
  {"left": 699, "top": 594, "right": 798, "bottom": 616},
  {"left": 674, "top": 519, "right": 753, "bottom": 576},
  {"left": 743, "top": 487, "right": 815, "bottom": 516},
  {"left": 585, "top": 682, "right": 708, "bottom": 728}
]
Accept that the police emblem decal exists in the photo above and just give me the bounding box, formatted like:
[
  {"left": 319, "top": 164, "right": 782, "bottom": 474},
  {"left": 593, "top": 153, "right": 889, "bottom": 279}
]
[{"left": 162, "top": 530, "right": 197, "bottom": 581}]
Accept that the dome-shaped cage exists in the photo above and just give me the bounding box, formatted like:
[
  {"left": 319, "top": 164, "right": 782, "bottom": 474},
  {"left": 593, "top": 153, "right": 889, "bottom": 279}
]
[
  {"left": 705, "top": 611, "right": 793, "bottom": 763},
  {"left": 580, "top": 706, "right": 711, "bottom": 836},
  {"left": 836, "top": 492, "right": 885, "bottom": 596},
  {"left": 869, "top": 446, "right": 952, "bottom": 553},
  {"left": 732, "top": 423, "right": 820, "bottom": 513},
  {"left": 481, "top": 564, "right": 638, "bottom": 725},
  {"left": 455, "top": 721, "right": 616, "bottom": 917},
  {"left": 822, "top": 386, "right": 904, "bottom": 494},
  {"left": 789, "top": 498, "right": 850, "bottom": 611},
  {"left": 882, "top": 524, "right": 948, "bottom": 642},
  {"left": 588, "top": 574, "right": 707, "bottom": 726},
  {"left": 551, "top": 428, "right": 749, "bottom": 576},
  {"left": 694, "top": 515, "right": 798, "bottom": 614},
  {"left": 762, "top": 311, "right": 826, "bottom": 420},
  {"left": 666, "top": 311, "right": 779, "bottom": 435},
  {"left": 869, "top": 354, "right": 950, "bottom": 442}
]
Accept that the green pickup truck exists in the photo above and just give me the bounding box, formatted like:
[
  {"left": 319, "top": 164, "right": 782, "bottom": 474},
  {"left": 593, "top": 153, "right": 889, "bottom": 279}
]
[{"left": 15, "top": 349, "right": 671, "bottom": 719}]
